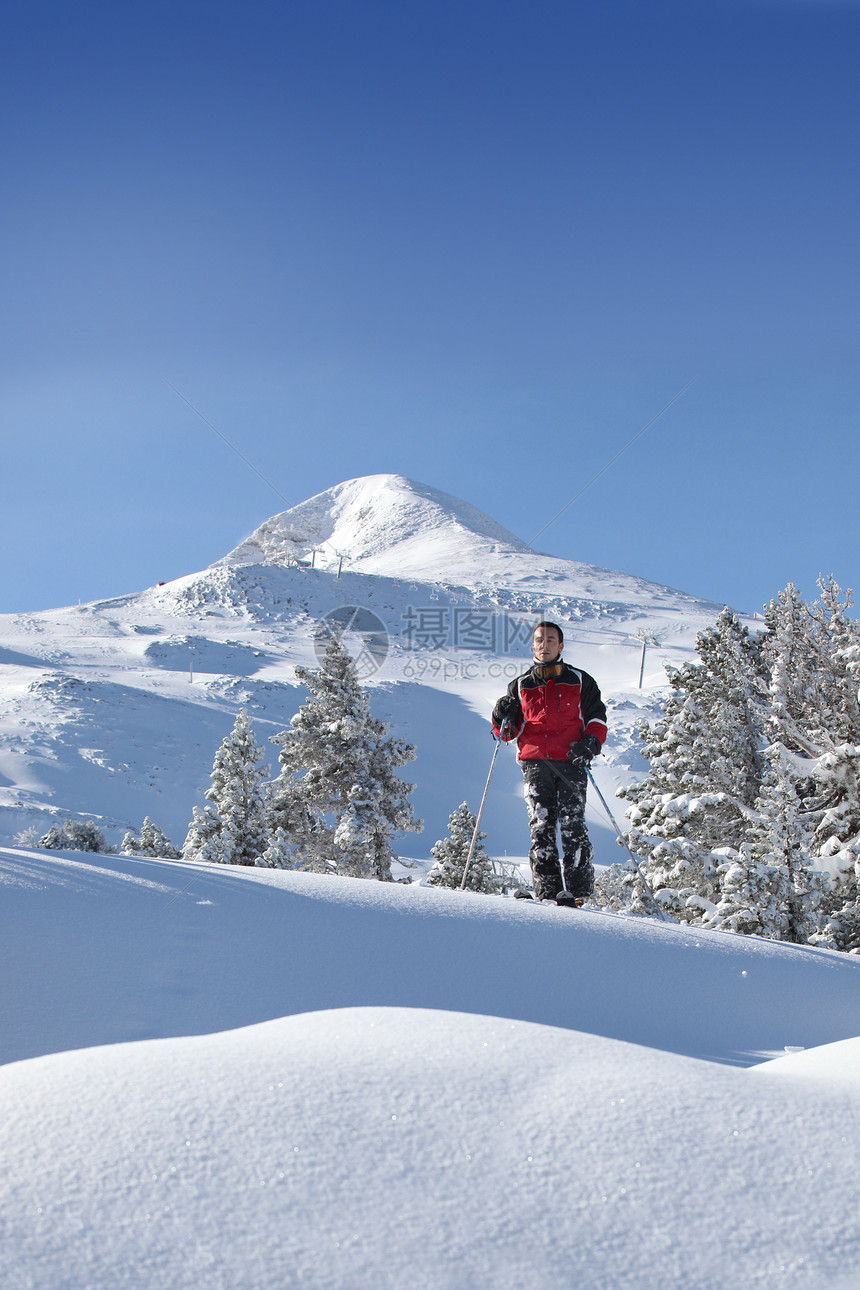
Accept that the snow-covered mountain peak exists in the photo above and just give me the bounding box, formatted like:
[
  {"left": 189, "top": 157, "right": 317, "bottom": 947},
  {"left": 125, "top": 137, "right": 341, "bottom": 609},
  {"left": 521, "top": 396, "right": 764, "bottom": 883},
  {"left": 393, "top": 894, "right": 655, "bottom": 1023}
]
[
  {"left": 0, "top": 472, "right": 726, "bottom": 853},
  {"left": 213, "top": 473, "right": 719, "bottom": 613},
  {"left": 219, "top": 474, "right": 533, "bottom": 580}
]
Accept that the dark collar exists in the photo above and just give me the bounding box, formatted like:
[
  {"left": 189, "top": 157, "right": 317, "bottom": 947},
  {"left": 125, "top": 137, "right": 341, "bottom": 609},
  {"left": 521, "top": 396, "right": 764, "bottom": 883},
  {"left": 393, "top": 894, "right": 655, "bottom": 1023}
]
[{"left": 532, "top": 660, "right": 564, "bottom": 679}]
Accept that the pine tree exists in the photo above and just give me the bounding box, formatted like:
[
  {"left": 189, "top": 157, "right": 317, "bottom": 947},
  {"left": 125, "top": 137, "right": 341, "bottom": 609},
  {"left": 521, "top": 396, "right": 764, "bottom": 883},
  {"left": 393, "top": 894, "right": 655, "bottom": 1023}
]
[
  {"left": 619, "top": 608, "right": 765, "bottom": 923},
  {"left": 255, "top": 826, "right": 298, "bottom": 870},
  {"left": 122, "top": 817, "right": 182, "bottom": 859},
  {"left": 761, "top": 583, "right": 824, "bottom": 761},
  {"left": 592, "top": 862, "right": 640, "bottom": 913},
  {"left": 813, "top": 741, "right": 860, "bottom": 952},
  {"left": 745, "top": 746, "right": 827, "bottom": 944},
  {"left": 804, "top": 579, "right": 860, "bottom": 952},
  {"left": 759, "top": 578, "right": 860, "bottom": 947},
  {"left": 818, "top": 868, "right": 860, "bottom": 955},
  {"left": 426, "top": 801, "right": 497, "bottom": 893},
  {"left": 702, "top": 843, "right": 792, "bottom": 939},
  {"left": 811, "top": 744, "right": 860, "bottom": 885},
  {"left": 617, "top": 582, "right": 860, "bottom": 949},
  {"left": 183, "top": 708, "right": 269, "bottom": 866},
  {"left": 39, "top": 818, "right": 108, "bottom": 852},
  {"left": 808, "top": 576, "right": 860, "bottom": 740},
  {"left": 269, "top": 633, "right": 421, "bottom": 880}
]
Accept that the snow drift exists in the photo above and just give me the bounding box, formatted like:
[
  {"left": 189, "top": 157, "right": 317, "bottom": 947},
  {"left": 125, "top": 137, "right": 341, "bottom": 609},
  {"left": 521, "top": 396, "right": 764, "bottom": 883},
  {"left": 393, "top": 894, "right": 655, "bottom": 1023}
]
[{"left": 2, "top": 846, "right": 860, "bottom": 1289}]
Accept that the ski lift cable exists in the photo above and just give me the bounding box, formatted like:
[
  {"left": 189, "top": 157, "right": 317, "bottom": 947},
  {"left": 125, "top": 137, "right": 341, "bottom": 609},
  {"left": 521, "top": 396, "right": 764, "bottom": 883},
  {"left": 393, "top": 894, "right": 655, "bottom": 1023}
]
[
  {"left": 165, "top": 379, "right": 292, "bottom": 508},
  {"left": 529, "top": 377, "right": 699, "bottom": 547}
]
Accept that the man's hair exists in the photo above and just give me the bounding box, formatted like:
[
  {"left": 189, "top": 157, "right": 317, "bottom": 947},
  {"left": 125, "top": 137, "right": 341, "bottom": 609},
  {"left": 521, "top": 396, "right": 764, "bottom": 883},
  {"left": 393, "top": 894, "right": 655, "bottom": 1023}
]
[{"left": 533, "top": 620, "right": 564, "bottom": 644}]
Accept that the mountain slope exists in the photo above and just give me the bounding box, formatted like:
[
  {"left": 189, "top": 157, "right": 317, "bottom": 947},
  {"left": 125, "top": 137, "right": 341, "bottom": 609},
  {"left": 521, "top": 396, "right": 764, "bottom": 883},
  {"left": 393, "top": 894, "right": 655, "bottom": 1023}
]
[{"left": 0, "top": 474, "right": 726, "bottom": 852}]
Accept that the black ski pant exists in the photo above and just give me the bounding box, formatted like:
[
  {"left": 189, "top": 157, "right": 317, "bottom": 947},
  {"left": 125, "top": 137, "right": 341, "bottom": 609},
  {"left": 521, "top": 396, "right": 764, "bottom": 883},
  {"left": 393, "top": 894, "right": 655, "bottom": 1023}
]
[{"left": 521, "top": 758, "right": 594, "bottom": 900}]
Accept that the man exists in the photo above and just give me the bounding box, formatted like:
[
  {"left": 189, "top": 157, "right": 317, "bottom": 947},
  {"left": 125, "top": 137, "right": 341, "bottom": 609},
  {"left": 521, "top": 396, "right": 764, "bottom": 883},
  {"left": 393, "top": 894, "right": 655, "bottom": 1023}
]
[{"left": 492, "top": 621, "right": 607, "bottom": 903}]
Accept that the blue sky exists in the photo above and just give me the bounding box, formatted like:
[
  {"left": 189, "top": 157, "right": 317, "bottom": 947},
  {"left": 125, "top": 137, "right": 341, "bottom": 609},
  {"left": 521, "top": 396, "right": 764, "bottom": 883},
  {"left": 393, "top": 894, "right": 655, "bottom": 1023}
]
[{"left": 2, "top": 0, "right": 858, "bottom": 616}]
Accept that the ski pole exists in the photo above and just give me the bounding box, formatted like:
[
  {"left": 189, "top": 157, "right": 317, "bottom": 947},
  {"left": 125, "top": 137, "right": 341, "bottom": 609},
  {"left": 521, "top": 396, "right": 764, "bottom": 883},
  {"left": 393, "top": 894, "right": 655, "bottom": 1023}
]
[
  {"left": 585, "top": 764, "right": 673, "bottom": 923},
  {"left": 460, "top": 719, "right": 508, "bottom": 891}
]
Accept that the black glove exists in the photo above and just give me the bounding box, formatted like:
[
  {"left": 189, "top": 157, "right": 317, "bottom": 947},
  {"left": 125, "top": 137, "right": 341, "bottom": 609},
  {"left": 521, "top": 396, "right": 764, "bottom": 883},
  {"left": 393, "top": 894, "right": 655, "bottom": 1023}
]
[
  {"left": 492, "top": 694, "right": 521, "bottom": 728},
  {"left": 568, "top": 734, "right": 602, "bottom": 763}
]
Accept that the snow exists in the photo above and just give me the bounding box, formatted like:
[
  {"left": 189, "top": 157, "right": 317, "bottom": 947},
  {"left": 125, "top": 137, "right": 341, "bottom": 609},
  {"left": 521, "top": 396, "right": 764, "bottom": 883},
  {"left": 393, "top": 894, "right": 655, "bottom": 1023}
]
[
  {"left": 2, "top": 846, "right": 860, "bottom": 1289},
  {"left": 2, "top": 474, "right": 859, "bottom": 1286}
]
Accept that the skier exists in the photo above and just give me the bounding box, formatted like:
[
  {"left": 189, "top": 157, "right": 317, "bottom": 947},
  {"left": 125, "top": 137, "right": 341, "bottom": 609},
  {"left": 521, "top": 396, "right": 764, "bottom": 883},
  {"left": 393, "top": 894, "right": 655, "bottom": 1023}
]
[{"left": 492, "top": 621, "right": 607, "bottom": 903}]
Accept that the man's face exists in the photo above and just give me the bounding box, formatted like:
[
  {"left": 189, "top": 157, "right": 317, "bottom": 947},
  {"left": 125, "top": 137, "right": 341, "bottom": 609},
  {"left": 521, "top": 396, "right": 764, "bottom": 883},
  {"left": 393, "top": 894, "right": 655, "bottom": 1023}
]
[{"left": 533, "top": 626, "right": 562, "bottom": 662}]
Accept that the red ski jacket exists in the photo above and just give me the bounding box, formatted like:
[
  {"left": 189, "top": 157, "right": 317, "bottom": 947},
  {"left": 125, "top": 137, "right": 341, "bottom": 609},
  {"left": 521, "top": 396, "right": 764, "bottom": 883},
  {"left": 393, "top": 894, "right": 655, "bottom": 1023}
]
[{"left": 492, "top": 662, "right": 608, "bottom": 762}]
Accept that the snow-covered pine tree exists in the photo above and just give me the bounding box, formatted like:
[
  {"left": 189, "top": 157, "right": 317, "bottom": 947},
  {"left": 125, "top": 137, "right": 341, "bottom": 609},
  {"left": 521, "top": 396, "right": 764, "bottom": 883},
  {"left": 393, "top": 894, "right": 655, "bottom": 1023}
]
[
  {"left": 760, "top": 583, "right": 824, "bottom": 762},
  {"left": 613, "top": 581, "right": 859, "bottom": 948},
  {"left": 183, "top": 708, "right": 269, "bottom": 866},
  {"left": 743, "top": 745, "right": 828, "bottom": 944},
  {"left": 618, "top": 607, "right": 765, "bottom": 923},
  {"left": 39, "top": 818, "right": 108, "bottom": 852},
  {"left": 813, "top": 744, "right": 860, "bottom": 952},
  {"left": 122, "top": 817, "right": 182, "bottom": 858},
  {"left": 426, "top": 801, "right": 497, "bottom": 893},
  {"left": 758, "top": 578, "right": 860, "bottom": 946},
  {"left": 592, "top": 861, "right": 643, "bottom": 913},
  {"left": 254, "top": 825, "right": 296, "bottom": 870},
  {"left": 701, "top": 842, "right": 792, "bottom": 939},
  {"left": 268, "top": 632, "right": 421, "bottom": 880},
  {"left": 803, "top": 578, "right": 860, "bottom": 951},
  {"left": 808, "top": 576, "right": 860, "bottom": 740}
]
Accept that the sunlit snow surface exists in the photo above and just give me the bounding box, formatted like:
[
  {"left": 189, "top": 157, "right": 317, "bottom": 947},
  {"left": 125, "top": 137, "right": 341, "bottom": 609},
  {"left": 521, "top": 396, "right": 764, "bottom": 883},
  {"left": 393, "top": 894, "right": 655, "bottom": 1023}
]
[{"left": 2, "top": 848, "right": 859, "bottom": 1289}]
